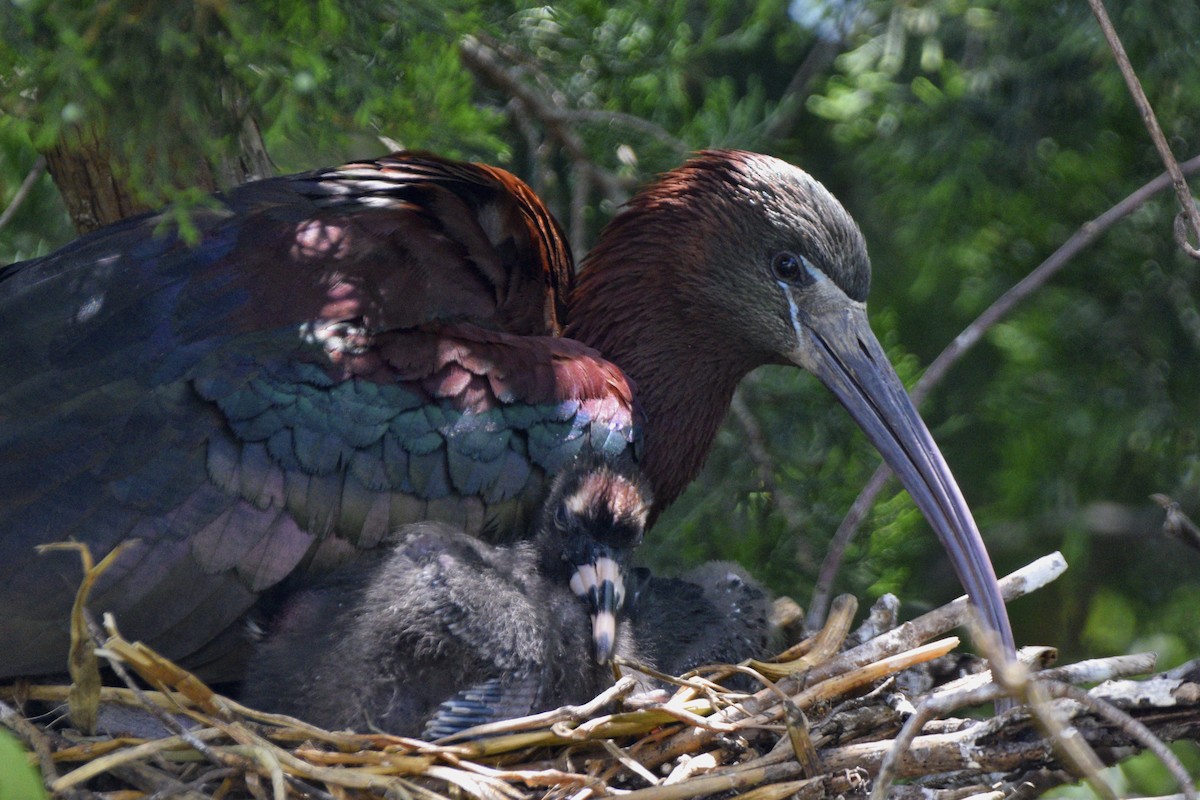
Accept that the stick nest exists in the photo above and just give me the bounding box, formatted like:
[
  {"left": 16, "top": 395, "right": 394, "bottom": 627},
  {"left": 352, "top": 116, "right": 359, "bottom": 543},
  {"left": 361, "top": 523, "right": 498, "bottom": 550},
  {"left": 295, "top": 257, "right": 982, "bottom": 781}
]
[{"left": 2, "top": 552, "right": 1198, "bottom": 800}]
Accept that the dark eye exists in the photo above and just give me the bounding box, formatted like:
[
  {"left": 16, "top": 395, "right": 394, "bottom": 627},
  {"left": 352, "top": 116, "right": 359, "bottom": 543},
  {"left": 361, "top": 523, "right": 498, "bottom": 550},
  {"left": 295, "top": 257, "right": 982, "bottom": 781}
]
[{"left": 771, "top": 251, "right": 811, "bottom": 284}]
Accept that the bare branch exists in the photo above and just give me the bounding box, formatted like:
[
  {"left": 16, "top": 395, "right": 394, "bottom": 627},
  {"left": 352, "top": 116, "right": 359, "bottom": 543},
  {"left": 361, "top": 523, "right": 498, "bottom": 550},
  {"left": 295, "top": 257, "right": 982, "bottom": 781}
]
[
  {"left": 807, "top": 464, "right": 892, "bottom": 628},
  {"left": 811, "top": 153, "right": 1200, "bottom": 624},
  {"left": 459, "top": 35, "right": 631, "bottom": 210},
  {"left": 1049, "top": 682, "right": 1198, "bottom": 800},
  {"left": 0, "top": 156, "right": 47, "bottom": 236},
  {"left": 762, "top": 39, "right": 841, "bottom": 142},
  {"left": 561, "top": 109, "right": 689, "bottom": 155},
  {"left": 0, "top": 698, "right": 61, "bottom": 790},
  {"left": 731, "top": 390, "right": 818, "bottom": 572},
  {"left": 1152, "top": 493, "right": 1200, "bottom": 552},
  {"left": 1086, "top": 0, "right": 1200, "bottom": 259}
]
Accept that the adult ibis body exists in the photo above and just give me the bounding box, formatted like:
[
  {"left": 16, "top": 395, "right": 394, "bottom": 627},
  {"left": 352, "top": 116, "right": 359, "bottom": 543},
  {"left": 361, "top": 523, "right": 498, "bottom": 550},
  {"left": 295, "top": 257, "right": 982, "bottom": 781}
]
[{"left": 0, "top": 150, "right": 1013, "bottom": 679}]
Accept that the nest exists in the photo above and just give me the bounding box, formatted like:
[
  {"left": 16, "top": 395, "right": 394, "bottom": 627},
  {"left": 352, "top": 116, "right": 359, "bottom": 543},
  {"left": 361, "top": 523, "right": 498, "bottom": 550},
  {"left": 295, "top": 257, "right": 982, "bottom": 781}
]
[{"left": 2, "top": 551, "right": 1198, "bottom": 800}]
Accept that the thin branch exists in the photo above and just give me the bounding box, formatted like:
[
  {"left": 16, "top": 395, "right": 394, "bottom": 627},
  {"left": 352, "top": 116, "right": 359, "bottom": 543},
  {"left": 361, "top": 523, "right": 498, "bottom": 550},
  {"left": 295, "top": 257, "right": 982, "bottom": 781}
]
[
  {"left": 1152, "top": 494, "right": 1200, "bottom": 552},
  {"left": 91, "top": 612, "right": 237, "bottom": 773},
  {"left": 561, "top": 109, "right": 689, "bottom": 154},
  {"left": 0, "top": 155, "right": 46, "bottom": 235},
  {"left": 915, "top": 153, "right": 1200, "bottom": 405},
  {"left": 1086, "top": 0, "right": 1200, "bottom": 259},
  {"left": 731, "top": 389, "right": 818, "bottom": 572},
  {"left": 0, "top": 698, "right": 62, "bottom": 790},
  {"left": 808, "top": 152, "right": 1200, "bottom": 626},
  {"left": 569, "top": 162, "right": 593, "bottom": 259},
  {"left": 1048, "top": 682, "right": 1198, "bottom": 800},
  {"left": 459, "top": 35, "right": 630, "bottom": 208},
  {"left": 807, "top": 465, "right": 891, "bottom": 628},
  {"left": 762, "top": 39, "right": 841, "bottom": 142}
]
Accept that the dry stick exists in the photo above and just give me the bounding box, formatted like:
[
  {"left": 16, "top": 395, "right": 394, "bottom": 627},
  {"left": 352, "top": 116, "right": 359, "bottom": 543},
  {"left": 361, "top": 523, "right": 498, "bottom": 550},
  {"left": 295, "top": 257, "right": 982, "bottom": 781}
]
[
  {"left": 0, "top": 698, "right": 61, "bottom": 789},
  {"left": 643, "top": 553, "right": 1066, "bottom": 770},
  {"left": 1152, "top": 493, "right": 1200, "bottom": 552},
  {"left": 640, "top": 663, "right": 1200, "bottom": 800},
  {"left": 639, "top": 637, "right": 959, "bottom": 774},
  {"left": 870, "top": 678, "right": 1009, "bottom": 800},
  {"left": 0, "top": 155, "right": 46, "bottom": 235},
  {"left": 982, "top": 623, "right": 1117, "bottom": 800},
  {"left": 873, "top": 639, "right": 1162, "bottom": 800},
  {"left": 808, "top": 154, "right": 1200, "bottom": 629},
  {"left": 1014, "top": 673, "right": 1119, "bottom": 800},
  {"left": 35, "top": 541, "right": 125, "bottom": 734},
  {"left": 90, "top": 612, "right": 240, "bottom": 777},
  {"left": 837, "top": 657, "right": 1200, "bottom": 789},
  {"left": 51, "top": 727, "right": 230, "bottom": 792},
  {"left": 110, "top": 761, "right": 212, "bottom": 800},
  {"left": 751, "top": 594, "right": 857, "bottom": 678},
  {"left": 1086, "top": 0, "right": 1200, "bottom": 259},
  {"left": 1049, "top": 682, "right": 1197, "bottom": 800}
]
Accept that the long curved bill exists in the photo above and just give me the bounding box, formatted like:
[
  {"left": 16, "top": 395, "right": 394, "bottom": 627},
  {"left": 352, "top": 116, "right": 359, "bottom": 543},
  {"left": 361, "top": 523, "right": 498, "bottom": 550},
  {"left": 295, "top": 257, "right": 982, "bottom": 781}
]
[
  {"left": 569, "top": 551, "right": 626, "bottom": 663},
  {"left": 788, "top": 295, "right": 1015, "bottom": 660}
]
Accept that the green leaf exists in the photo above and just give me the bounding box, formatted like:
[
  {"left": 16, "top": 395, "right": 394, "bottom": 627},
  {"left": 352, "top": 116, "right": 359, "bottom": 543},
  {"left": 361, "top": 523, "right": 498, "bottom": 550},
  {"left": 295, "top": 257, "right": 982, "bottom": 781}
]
[{"left": 0, "top": 730, "right": 47, "bottom": 800}]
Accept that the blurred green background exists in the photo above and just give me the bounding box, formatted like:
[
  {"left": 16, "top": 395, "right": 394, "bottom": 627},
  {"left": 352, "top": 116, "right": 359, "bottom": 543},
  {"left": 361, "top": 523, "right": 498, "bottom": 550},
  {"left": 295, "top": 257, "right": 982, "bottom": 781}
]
[{"left": 2, "top": 0, "right": 1197, "bottom": 790}]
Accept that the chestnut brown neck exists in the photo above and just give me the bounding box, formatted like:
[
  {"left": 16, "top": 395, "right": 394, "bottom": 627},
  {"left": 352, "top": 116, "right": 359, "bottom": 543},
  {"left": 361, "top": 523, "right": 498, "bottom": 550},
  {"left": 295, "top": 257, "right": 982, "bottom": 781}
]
[{"left": 566, "top": 226, "right": 757, "bottom": 521}]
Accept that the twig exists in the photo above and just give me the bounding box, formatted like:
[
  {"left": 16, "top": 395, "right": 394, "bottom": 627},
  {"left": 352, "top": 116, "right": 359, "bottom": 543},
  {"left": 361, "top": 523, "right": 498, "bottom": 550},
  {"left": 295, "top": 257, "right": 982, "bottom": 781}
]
[
  {"left": 433, "top": 675, "right": 640, "bottom": 744},
  {"left": 91, "top": 611, "right": 237, "bottom": 772},
  {"left": 1047, "top": 682, "right": 1197, "bottom": 800},
  {"left": 7, "top": 552, "right": 1197, "bottom": 800},
  {"left": 869, "top": 677, "right": 1009, "bottom": 800},
  {"left": 753, "top": 594, "right": 857, "bottom": 678},
  {"left": 913, "top": 152, "right": 1200, "bottom": 405},
  {"left": 641, "top": 637, "right": 961, "bottom": 769},
  {"left": 459, "top": 35, "right": 629, "bottom": 208},
  {"left": 110, "top": 761, "right": 212, "bottom": 800},
  {"left": 0, "top": 698, "right": 61, "bottom": 788},
  {"left": 51, "top": 727, "right": 229, "bottom": 792},
  {"left": 0, "top": 155, "right": 46, "bottom": 235},
  {"left": 1152, "top": 493, "right": 1200, "bottom": 552},
  {"left": 1086, "top": 0, "right": 1200, "bottom": 259},
  {"left": 731, "top": 389, "right": 818, "bottom": 571},
  {"left": 561, "top": 109, "right": 689, "bottom": 154},
  {"left": 762, "top": 38, "right": 842, "bottom": 142},
  {"left": 979, "top": 619, "right": 1115, "bottom": 798},
  {"left": 810, "top": 153, "right": 1200, "bottom": 626},
  {"left": 808, "top": 466, "right": 893, "bottom": 628},
  {"left": 36, "top": 540, "right": 138, "bottom": 734},
  {"left": 601, "top": 739, "right": 660, "bottom": 786}
]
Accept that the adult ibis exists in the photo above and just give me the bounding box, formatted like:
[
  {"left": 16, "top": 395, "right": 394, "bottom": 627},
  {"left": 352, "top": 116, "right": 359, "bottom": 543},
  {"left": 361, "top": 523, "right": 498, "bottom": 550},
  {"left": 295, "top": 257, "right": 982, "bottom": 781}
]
[{"left": 0, "top": 150, "right": 1013, "bottom": 679}]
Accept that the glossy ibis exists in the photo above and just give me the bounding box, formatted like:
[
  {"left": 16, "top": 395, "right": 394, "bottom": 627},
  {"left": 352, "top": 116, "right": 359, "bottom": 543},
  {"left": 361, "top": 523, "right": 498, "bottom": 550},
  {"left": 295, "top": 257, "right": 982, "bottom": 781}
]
[
  {"left": 631, "top": 561, "right": 774, "bottom": 679},
  {"left": 0, "top": 150, "right": 1013, "bottom": 679},
  {"left": 240, "top": 457, "right": 649, "bottom": 736}
]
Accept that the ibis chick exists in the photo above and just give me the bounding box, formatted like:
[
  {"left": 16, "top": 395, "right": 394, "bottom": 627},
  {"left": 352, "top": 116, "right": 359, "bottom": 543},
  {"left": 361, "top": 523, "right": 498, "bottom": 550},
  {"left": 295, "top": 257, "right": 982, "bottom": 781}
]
[{"left": 240, "top": 459, "right": 650, "bottom": 737}]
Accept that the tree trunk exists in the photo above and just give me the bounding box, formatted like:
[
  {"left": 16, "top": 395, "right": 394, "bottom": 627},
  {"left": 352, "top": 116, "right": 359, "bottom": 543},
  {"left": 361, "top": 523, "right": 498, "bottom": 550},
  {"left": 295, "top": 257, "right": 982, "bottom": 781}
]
[
  {"left": 43, "top": 115, "right": 273, "bottom": 235},
  {"left": 43, "top": 126, "right": 155, "bottom": 235}
]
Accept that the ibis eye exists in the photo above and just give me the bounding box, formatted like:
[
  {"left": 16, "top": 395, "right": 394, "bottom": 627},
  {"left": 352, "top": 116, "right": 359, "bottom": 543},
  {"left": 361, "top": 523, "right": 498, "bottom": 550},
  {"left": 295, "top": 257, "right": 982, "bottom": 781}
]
[
  {"left": 554, "top": 502, "right": 571, "bottom": 529},
  {"left": 771, "top": 251, "right": 811, "bottom": 284}
]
